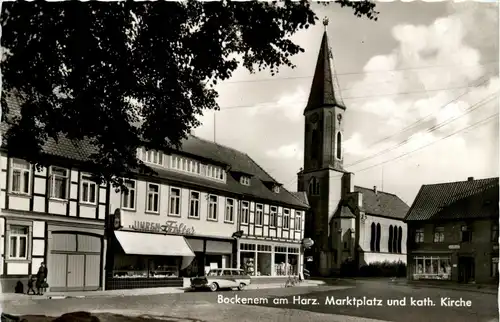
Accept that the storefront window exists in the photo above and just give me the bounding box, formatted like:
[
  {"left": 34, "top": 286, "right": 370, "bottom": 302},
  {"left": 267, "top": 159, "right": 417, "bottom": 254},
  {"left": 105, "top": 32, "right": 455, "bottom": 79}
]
[
  {"left": 287, "top": 247, "right": 299, "bottom": 275},
  {"left": 240, "top": 252, "right": 255, "bottom": 276},
  {"left": 274, "top": 246, "right": 287, "bottom": 276},
  {"left": 256, "top": 245, "right": 272, "bottom": 276},
  {"left": 413, "top": 256, "right": 451, "bottom": 280},
  {"left": 113, "top": 255, "right": 181, "bottom": 279}
]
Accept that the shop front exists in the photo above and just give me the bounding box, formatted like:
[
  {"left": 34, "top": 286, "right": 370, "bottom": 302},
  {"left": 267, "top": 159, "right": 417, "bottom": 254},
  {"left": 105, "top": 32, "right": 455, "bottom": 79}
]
[
  {"left": 238, "top": 239, "right": 302, "bottom": 277},
  {"left": 411, "top": 255, "right": 453, "bottom": 281},
  {"left": 183, "top": 237, "right": 235, "bottom": 277}
]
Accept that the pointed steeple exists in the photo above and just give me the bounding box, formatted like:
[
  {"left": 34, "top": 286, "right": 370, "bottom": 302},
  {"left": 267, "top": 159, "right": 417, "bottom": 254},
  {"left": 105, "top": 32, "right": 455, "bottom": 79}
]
[{"left": 304, "top": 17, "right": 345, "bottom": 114}]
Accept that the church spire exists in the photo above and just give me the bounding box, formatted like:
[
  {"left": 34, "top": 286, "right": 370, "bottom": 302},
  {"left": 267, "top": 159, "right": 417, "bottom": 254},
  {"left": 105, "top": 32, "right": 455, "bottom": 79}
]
[{"left": 304, "top": 17, "right": 345, "bottom": 114}]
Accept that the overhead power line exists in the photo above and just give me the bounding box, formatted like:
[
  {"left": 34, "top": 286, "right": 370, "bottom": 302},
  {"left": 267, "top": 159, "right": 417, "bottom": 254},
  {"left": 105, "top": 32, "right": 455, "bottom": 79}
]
[{"left": 346, "top": 92, "right": 499, "bottom": 167}]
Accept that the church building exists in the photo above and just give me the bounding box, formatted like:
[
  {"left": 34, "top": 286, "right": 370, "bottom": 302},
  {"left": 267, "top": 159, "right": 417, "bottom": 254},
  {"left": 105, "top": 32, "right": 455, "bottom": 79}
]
[{"left": 297, "top": 19, "right": 409, "bottom": 277}]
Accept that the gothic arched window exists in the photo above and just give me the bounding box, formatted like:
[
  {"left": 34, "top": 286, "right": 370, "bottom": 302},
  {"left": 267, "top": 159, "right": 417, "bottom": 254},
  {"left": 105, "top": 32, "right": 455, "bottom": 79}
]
[
  {"left": 311, "top": 129, "right": 319, "bottom": 160},
  {"left": 376, "top": 223, "right": 381, "bottom": 252},
  {"left": 398, "top": 226, "right": 403, "bottom": 254},
  {"left": 388, "top": 225, "right": 393, "bottom": 253},
  {"left": 392, "top": 226, "right": 398, "bottom": 253},
  {"left": 336, "top": 131, "right": 342, "bottom": 160},
  {"left": 370, "top": 223, "right": 375, "bottom": 252},
  {"left": 309, "top": 177, "right": 320, "bottom": 196}
]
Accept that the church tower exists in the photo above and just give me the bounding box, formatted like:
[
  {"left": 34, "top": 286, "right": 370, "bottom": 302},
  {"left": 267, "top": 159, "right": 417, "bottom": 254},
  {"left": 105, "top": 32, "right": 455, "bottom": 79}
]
[{"left": 298, "top": 18, "right": 352, "bottom": 276}]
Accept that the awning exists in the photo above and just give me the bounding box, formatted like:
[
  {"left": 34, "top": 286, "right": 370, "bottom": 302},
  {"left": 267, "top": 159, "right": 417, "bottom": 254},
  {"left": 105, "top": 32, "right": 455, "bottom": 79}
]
[{"left": 114, "top": 231, "right": 195, "bottom": 257}]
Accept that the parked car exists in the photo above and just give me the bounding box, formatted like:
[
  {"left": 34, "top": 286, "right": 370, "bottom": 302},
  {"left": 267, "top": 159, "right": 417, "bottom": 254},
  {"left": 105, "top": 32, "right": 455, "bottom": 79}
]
[{"left": 190, "top": 268, "right": 251, "bottom": 292}]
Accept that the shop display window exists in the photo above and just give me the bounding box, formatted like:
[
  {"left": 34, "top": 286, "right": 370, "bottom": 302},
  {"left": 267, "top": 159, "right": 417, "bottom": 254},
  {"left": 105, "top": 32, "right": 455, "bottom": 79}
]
[
  {"left": 113, "top": 255, "right": 180, "bottom": 279},
  {"left": 413, "top": 257, "right": 451, "bottom": 280}
]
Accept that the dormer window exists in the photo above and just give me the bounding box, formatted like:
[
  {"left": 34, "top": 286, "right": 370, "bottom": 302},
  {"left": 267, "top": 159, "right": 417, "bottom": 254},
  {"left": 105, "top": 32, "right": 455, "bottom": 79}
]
[
  {"left": 137, "top": 147, "right": 163, "bottom": 166},
  {"left": 240, "top": 176, "right": 251, "bottom": 186},
  {"left": 272, "top": 185, "right": 280, "bottom": 193}
]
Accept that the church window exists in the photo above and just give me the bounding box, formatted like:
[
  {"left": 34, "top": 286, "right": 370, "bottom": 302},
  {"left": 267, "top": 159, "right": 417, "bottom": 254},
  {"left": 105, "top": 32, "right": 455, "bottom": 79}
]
[
  {"left": 388, "top": 225, "right": 393, "bottom": 253},
  {"left": 370, "top": 223, "right": 376, "bottom": 252},
  {"left": 392, "top": 226, "right": 398, "bottom": 253},
  {"left": 309, "top": 177, "right": 320, "bottom": 196},
  {"left": 376, "top": 223, "right": 381, "bottom": 252},
  {"left": 335, "top": 131, "right": 342, "bottom": 160},
  {"left": 398, "top": 226, "right": 403, "bottom": 253},
  {"left": 311, "top": 129, "right": 319, "bottom": 160}
]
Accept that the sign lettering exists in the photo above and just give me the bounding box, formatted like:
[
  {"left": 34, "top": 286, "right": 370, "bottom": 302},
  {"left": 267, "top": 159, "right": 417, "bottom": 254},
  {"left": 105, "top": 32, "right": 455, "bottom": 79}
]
[{"left": 129, "top": 220, "right": 195, "bottom": 235}]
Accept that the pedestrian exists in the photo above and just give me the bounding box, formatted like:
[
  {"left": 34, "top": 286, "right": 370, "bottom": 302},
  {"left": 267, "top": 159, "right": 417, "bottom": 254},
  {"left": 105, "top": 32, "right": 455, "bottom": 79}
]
[
  {"left": 36, "top": 262, "right": 48, "bottom": 295},
  {"left": 27, "top": 275, "right": 36, "bottom": 295}
]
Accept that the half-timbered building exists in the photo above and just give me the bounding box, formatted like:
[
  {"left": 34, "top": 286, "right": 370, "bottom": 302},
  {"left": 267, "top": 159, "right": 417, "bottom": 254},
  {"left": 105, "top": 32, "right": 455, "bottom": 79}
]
[{"left": 0, "top": 95, "right": 108, "bottom": 293}]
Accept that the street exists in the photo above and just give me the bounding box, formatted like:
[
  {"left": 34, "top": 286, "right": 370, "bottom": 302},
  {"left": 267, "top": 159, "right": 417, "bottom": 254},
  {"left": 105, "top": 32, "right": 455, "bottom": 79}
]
[{"left": 1, "top": 280, "right": 498, "bottom": 322}]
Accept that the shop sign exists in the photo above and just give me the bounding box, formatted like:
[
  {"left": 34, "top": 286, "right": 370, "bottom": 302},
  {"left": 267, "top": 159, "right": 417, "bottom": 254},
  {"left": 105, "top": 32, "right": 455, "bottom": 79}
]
[
  {"left": 129, "top": 220, "right": 195, "bottom": 235},
  {"left": 448, "top": 244, "right": 460, "bottom": 250},
  {"left": 493, "top": 257, "right": 499, "bottom": 263}
]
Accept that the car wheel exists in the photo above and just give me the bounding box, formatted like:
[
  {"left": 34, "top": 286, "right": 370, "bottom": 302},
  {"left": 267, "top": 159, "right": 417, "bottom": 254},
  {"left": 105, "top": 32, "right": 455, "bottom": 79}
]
[
  {"left": 238, "top": 283, "right": 246, "bottom": 291},
  {"left": 209, "top": 282, "right": 219, "bottom": 292}
]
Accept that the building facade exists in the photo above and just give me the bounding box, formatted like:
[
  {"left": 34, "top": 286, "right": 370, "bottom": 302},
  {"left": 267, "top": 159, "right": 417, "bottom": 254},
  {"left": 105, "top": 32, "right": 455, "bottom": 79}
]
[
  {"left": 106, "top": 138, "right": 309, "bottom": 289},
  {"left": 297, "top": 21, "right": 409, "bottom": 277},
  {"left": 405, "top": 177, "right": 499, "bottom": 284},
  {"left": 0, "top": 145, "right": 108, "bottom": 293}
]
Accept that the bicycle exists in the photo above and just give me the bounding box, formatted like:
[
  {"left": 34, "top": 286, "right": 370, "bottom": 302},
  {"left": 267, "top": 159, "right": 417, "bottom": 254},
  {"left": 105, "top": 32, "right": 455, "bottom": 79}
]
[{"left": 284, "top": 275, "right": 300, "bottom": 287}]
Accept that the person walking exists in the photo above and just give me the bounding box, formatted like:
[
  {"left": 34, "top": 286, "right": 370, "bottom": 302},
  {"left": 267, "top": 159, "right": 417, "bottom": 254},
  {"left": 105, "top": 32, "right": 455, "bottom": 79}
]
[{"left": 36, "top": 262, "right": 48, "bottom": 295}]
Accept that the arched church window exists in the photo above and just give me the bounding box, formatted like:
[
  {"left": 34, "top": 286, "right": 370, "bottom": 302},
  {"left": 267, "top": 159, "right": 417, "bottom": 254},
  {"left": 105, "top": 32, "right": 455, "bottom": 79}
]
[
  {"left": 392, "top": 226, "right": 398, "bottom": 254},
  {"left": 370, "top": 223, "right": 375, "bottom": 252},
  {"left": 376, "top": 223, "right": 381, "bottom": 252},
  {"left": 398, "top": 226, "right": 403, "bottom": 254},
  {"left": 336, "top": 131, "right": 342, "bottom": 160},
  {"left": 311, "top": 129, "right": 319, "bottom": 160},
  {"left": 309, "top": 177, "right": 320, "bottom": 195},
  {"left": 388, "top": 225, "right": 393, "bottom": 253}
]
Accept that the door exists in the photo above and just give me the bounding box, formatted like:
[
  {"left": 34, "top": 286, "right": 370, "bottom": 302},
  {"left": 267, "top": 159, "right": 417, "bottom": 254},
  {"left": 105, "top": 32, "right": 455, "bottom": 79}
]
[
  {"left": 67, "top": 255, "right": 85, "bottom": 288},
  {"left": 458, "top": 257, "right": 475, "bottom": 283}
]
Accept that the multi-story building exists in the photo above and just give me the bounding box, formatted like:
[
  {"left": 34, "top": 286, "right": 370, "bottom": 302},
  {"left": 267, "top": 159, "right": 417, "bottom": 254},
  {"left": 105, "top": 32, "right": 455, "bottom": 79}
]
[
  {"left": 0, "top": 96, "right": 107, "bottom": 293},
  {"left": 405, "top": 177, "right": 499, "bottom": 284},
  {"left": 106, "top": 136, "right": 309, "bottom": 289},
  {"left": 297, "top": 19, "right": 409, "bottom": 276}
]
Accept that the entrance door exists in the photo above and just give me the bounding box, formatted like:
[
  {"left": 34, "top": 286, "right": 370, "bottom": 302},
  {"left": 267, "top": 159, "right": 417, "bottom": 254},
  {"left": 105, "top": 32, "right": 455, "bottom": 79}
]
[
  {"left": 458, "top": 257, "right": 475, "bottom": 283},
  {"left": 67, "top": 255, "right": 85, "bottom": 289}
]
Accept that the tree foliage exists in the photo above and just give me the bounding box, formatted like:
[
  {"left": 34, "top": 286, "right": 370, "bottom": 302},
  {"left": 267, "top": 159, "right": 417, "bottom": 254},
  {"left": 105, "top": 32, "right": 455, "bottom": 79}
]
[{"left": 1, "top": 1, "right": 378, "bottom": 187}]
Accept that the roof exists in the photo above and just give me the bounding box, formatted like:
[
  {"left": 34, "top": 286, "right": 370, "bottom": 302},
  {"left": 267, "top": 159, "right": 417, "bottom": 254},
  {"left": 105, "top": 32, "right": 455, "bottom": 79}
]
[
  {"left": 304, "top": 30, "right": 345, "bottom": 114},
  {"left": 405, "top": 177, "right": 499, "bottom": 221},
  {"left": 353, "top": 186, "right": 410, "bottom": 220},
  {"left": 291, "top": 191, "right": 309, "bottom": 207},
  {"left": 339, "top": 205, "right": 356, "bottom": 218},
  {"left": 1, "top": 93, "right": 309, "bottom": 209}
]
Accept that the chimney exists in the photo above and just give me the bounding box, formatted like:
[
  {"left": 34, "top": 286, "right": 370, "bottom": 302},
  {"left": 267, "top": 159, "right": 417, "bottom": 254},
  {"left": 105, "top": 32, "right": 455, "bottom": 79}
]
[
  {"left": 468, "top": 177, "right": 474, "bottom": 181},
  {"left": 373, "top": 186, "right": 378, "bottom": 194}
]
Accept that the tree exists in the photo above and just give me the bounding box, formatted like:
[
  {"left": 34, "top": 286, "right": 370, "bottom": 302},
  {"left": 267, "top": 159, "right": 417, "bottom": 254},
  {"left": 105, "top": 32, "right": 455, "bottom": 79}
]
[{"left": 1, "top": 1, "right": 378, "bottom": 187}]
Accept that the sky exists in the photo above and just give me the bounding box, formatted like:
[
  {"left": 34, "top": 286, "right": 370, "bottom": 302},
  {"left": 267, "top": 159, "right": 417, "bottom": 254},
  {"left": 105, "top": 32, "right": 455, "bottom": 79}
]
[{"left": 193, "top": 1, "right": 499, "bottom": 206}]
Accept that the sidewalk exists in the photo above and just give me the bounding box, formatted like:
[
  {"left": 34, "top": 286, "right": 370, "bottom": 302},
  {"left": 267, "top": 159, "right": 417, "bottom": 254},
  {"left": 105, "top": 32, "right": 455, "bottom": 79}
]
[
  {"left": 0, "top": 280, "right": 326, "bottom": 302},
  {"left": 390, "top": 278, "right": 498, "bottom": 294}
]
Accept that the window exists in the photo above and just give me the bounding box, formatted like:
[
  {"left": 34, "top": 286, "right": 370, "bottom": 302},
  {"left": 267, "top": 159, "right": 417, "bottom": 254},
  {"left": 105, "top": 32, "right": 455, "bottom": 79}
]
[
  {"left": 492, "top": 224, "right": 498, "bottom": 242},
  {"left": 370, "top": 223, "right": 376, "bottom": 252},
  {"left": 49, "top": 166, "right": 69, "bottom": 200},
  {"left": 295, "top": 211, "right": 301, "bottom": 230},
  {"left": 269, "top": 206, "right": 277, "bottom": 227},
  {"left": 240, "top": 176, "right": 250, "bottom": 186},
  {"left": 392, "top": 226, "right": 398, "bottom": 253},
  {"left": 9, "top": 225, "right": 28, "bottom": 260},
  {"left": 336, "top": 131, "right": 342, "bottom": 160},
  {"left": 206, "top": 165, "right": 225, "bottom": 181},
  {"left": 146, "top": 183, "right": 160, "bottom": 213},
  {"left": 397, "top": 226, "right": 403, "bottom": 254},
  {"left": 376, "top": 223, "right": 381, "bottom": 252},
  {"left": 170, "top": 155, "right": 201, "bottom": 175},
  {"left": 208, "top": 195, "right": 218, "bottom": 220},
  {"left": 255, "top": 204, "right": 263, "bottom": 226},
  {"left": 388, "top": 225, "right": 393, "bottom": 253},
  {"left": 309, "top": 177, "right": 320, "bottom": 195},
  {"left": 121, "top": 179, "right": 136, "bottom": 210},
  {"left": 189, "top": 191, "right": 200, "bottom": 218},
  {"left": 311, "top": 129, "right": 319, "bottom": 160},
  {"left": 461, "top": 225, "right": 472, "bottom": 243},
  {"left": 415, "top": 228, "right": 424, "bottom": 243},
  {"left": 272, "top": 185, "right": 280, "bottom": 193},
  {"left": 81, "top": 174, "right": 97, "bottom": 204},
  {"left": 10, "top": 158, "right": 31, "bottom": 194},
  {"left": 225, "top": 199, "right": 235, "bottom": 223},
  {"left": 139, "top": 148, "right": 163, "bottom": 166},
  {"left": 169, "top": 187, "right": 181, "bottom": 216},
  {"left": 433, "top": 227, "right": 445, "bottom": 243},
  {"left": 413, "top": 256, "right": 451, "bottom": 280},
  {"left": 240, "top": 201, "right": 249, "bottom": 224},
  {"left": 283, "top": 209, "right": 290, "bottom": 230}
]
